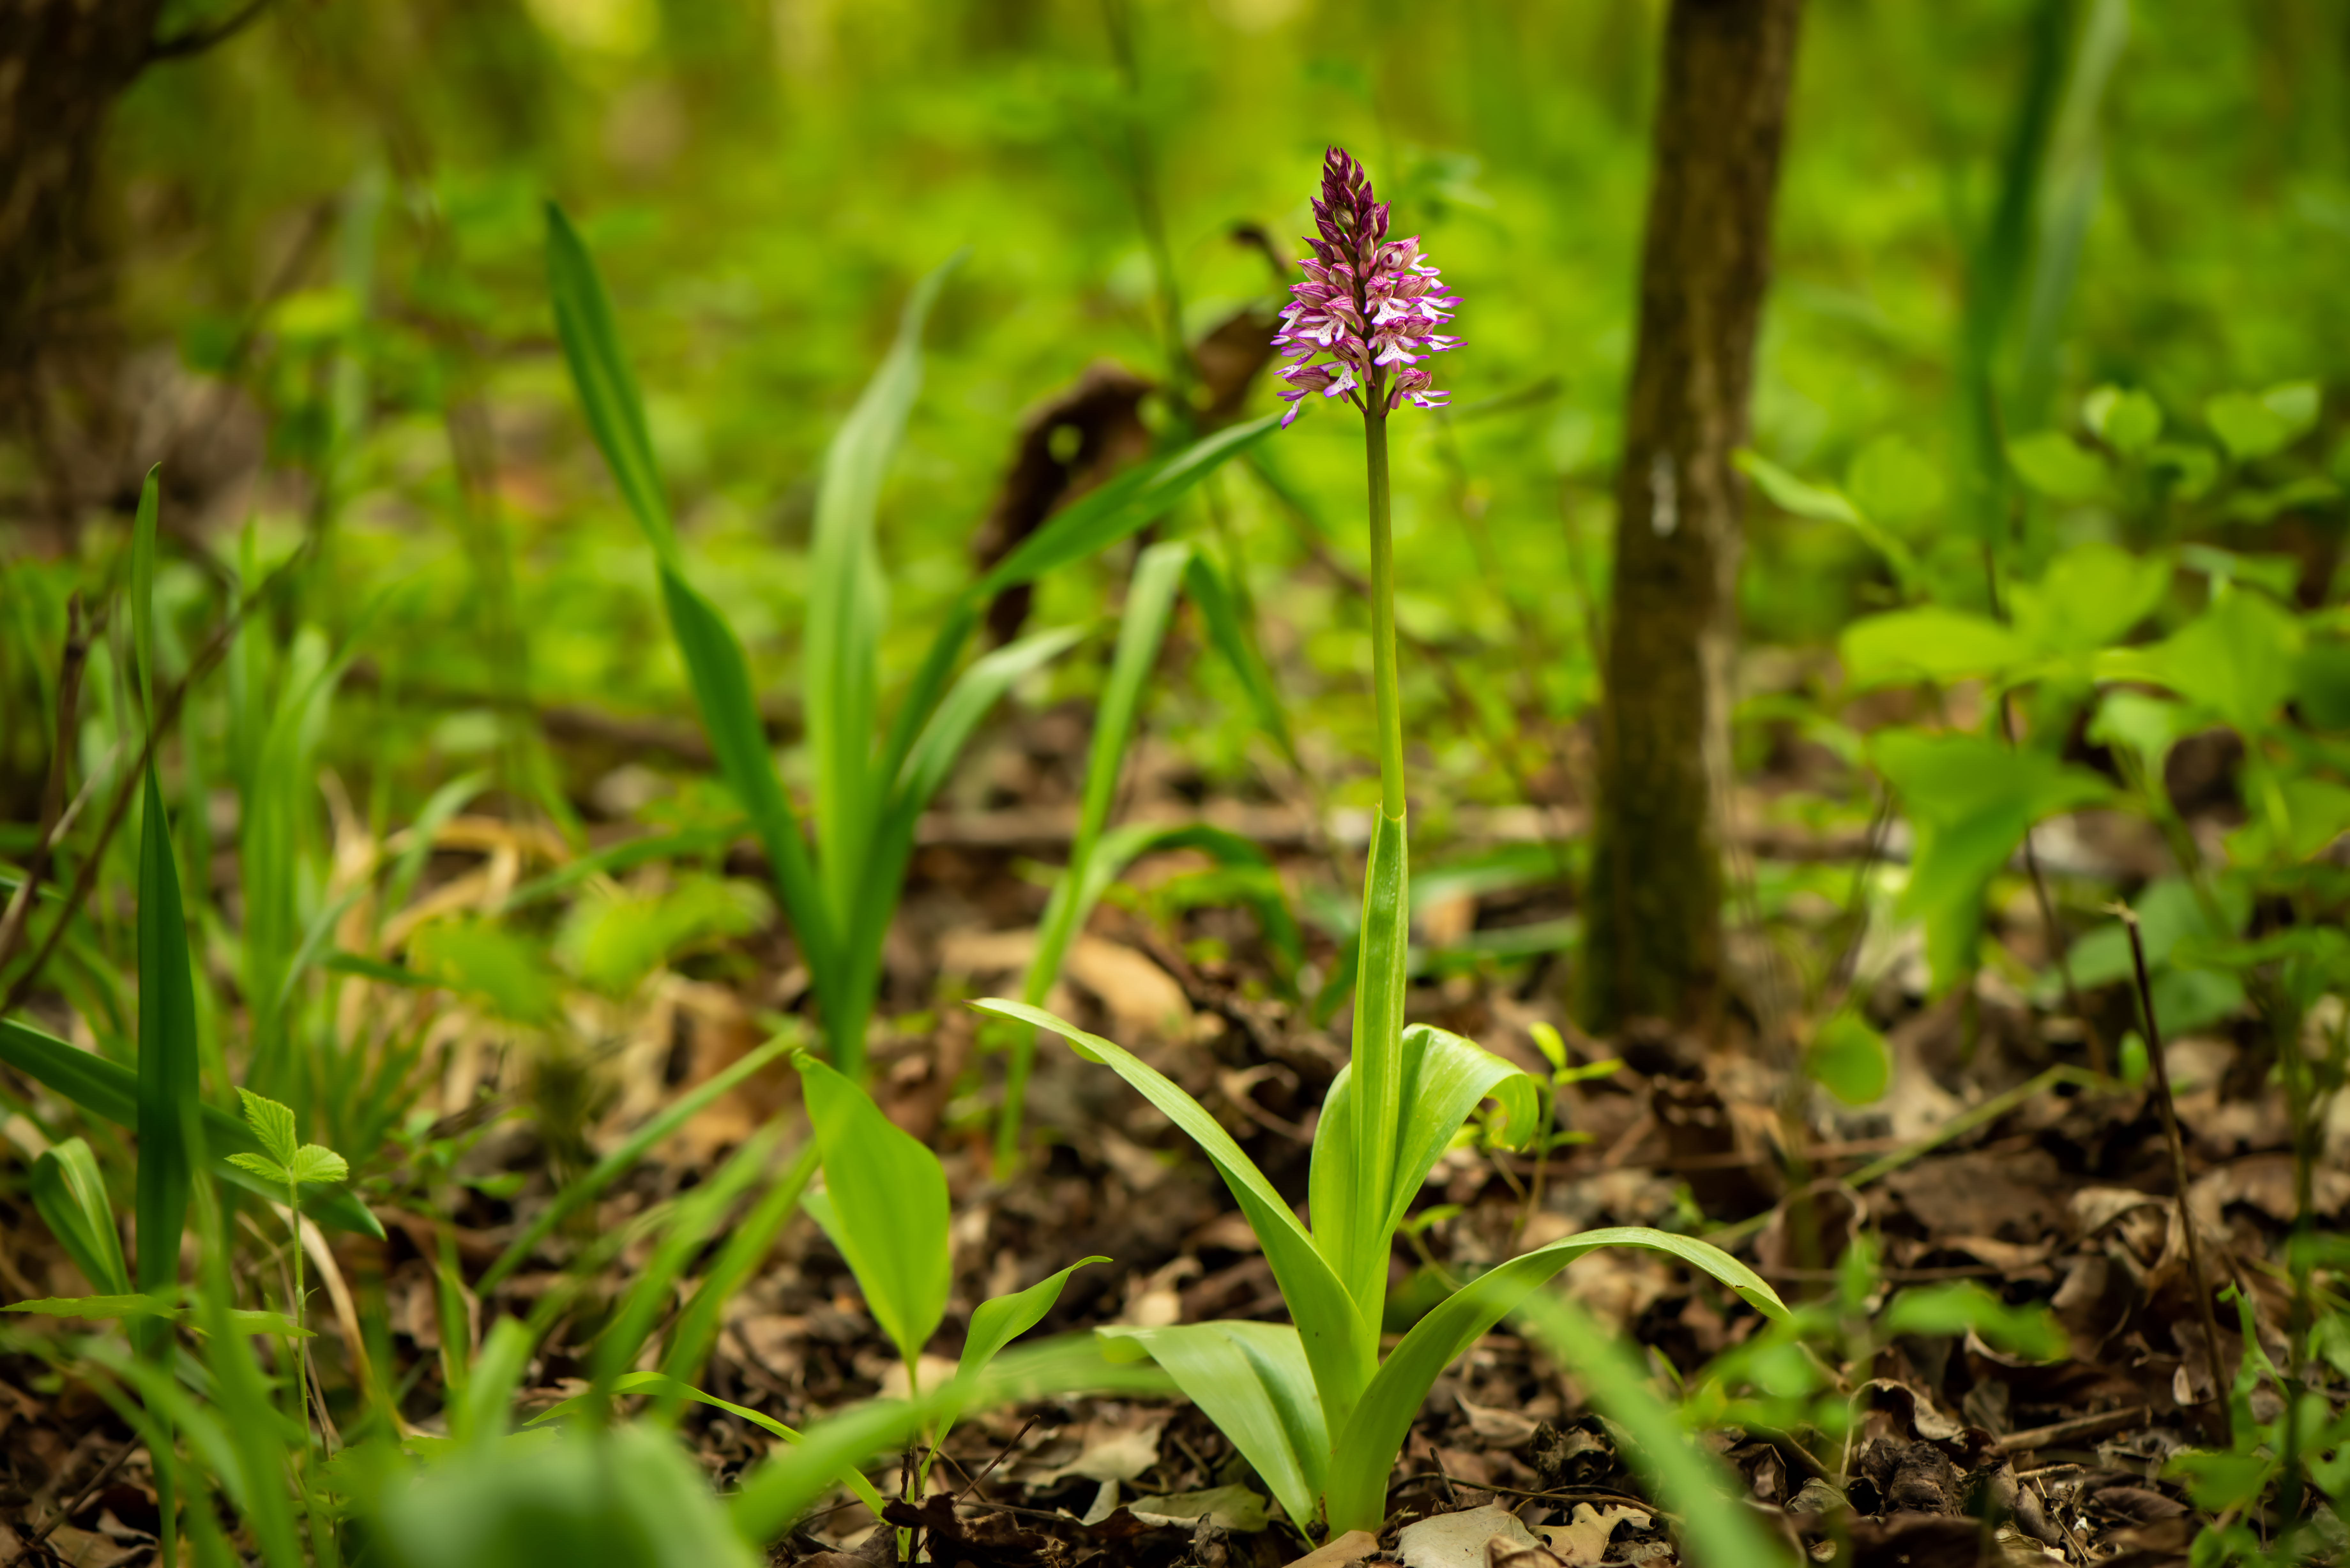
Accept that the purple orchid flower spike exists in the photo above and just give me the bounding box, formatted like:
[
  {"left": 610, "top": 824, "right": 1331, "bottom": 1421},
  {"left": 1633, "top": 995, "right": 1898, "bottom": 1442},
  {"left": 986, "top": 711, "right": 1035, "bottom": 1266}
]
[{"left": 1271, "top": 147, "right": 1459, "bottom": 429}]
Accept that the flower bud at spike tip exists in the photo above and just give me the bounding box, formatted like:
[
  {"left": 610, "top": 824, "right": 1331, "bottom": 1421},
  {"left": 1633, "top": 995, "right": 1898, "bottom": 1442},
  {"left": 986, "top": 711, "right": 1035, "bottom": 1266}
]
[{"left": 1271, "top": 147, "right": 1459, "bottom": 428}]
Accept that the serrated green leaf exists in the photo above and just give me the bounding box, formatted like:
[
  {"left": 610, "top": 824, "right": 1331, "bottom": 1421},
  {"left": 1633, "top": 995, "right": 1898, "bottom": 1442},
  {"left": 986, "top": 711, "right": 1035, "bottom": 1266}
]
[
  {"left": 226, "top": 1152, "right": 288, "bottom": 1183},
  {"left": 287, "top": 1145, "right": 349, "bottom": 1186},
  {"left": 0, "top": 1019, "right": 383, "bottom": 1239},
  {"left": 236, "top": 1087, "right": 299, "bottom": 1166}
]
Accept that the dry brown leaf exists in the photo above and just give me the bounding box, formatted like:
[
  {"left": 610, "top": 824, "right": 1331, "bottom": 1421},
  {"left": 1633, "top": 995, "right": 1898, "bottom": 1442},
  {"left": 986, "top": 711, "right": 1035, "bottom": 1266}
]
[
  {"left": 1397, "top": 1504, "right": 1541, "bottom": 1568},
  {"left": 1538, "top": 1501, "right": 1650, "bottom": 1563},
  {"left": 1280, "top": 1529, "right": 1382, "bottom": 1568}
]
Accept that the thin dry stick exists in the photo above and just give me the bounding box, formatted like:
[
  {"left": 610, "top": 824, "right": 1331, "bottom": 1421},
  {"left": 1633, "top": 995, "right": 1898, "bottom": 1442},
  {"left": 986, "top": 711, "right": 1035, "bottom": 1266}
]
[
  {"left": 2118, "top": 902, "right": 2231, "bottom": 1438},
  {"left": 0, "top": 594, "right": 91, "bottom": 973},
  {"left": 0, "top": 539, "right": 314, "bottom": 1021},
  {"left": 13, "top": 1432, "right": 137, "bottom": 1563}
]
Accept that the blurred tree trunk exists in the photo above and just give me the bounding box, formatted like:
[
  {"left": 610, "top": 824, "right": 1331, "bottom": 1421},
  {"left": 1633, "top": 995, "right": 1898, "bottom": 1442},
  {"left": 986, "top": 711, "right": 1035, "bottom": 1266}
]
[
  {"left": 1582, "top": 0, "right": 1801, "bottom": 1035},
  {"left": 0, "top": 0, "right": 165, "bottom": 374}
]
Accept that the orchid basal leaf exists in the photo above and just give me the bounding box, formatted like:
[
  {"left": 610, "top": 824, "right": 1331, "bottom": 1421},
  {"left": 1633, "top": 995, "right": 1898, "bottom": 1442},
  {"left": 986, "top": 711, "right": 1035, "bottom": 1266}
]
[
  {"left": 972, "top": 998, "right": 1375, "bottom": 1428},
  {"left": 1098, "top": 1321, "right": 1328, "bottom": 1532},
  {"left": 1321, "top": 1226, "right": 1786, "bottom": 1534}
]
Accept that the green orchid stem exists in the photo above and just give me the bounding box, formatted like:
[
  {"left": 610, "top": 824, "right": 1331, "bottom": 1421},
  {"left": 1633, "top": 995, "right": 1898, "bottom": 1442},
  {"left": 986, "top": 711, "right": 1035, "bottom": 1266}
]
[
  {"left": 1363, "top": 404, "right": 1405, "bottom": 820},
  {"left": 286, "top": 1182, "right": 311, "bottom": 1472}
]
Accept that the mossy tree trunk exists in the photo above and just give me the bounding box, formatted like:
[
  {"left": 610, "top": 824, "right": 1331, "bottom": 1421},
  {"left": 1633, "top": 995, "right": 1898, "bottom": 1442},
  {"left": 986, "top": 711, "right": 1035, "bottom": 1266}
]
[{"left": 1582, "top": 0, "right": 1802, "bottom": 1035}]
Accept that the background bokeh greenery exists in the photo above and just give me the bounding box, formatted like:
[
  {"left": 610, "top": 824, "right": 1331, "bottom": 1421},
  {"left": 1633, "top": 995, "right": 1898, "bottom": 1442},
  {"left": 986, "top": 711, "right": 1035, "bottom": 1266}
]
[{"left": 31, "top": 0, "right": 2346, "bottom": 839}]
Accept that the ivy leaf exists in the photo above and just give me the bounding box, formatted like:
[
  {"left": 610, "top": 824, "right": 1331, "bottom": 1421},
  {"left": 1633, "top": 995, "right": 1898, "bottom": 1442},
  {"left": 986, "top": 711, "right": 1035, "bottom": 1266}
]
[
  {"left": 287, "top": 1146, "right": 350, "bottom": 1187},
  {"left": 238, "top": 1088, "right": 299, "bottom": 1167}
]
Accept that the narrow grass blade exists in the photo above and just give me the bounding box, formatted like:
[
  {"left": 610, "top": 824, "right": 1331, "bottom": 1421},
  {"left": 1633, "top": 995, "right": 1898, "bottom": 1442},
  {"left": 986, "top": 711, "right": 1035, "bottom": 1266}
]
[
  {"left": 794, "top": 1053, "right": 950, "bottom": 1373},
  {"left": 131, "top": 466, "right": 161, "bottom": 717},
  {"left": 592, "top": 1124, "right": 781, "bottom": 1395},
  {"left": 1321, "top": 1227, "right": 1786, "bottom": 1534},
  {"left": 380, "top": 769, "right": 491, "bottom": 923},
  {"left": 656, "top": 571, "right": 837, "bottom": 1015},
  {"left": 546, "top": 203, "right": 676, "bottom": 563},
  {"left": 974, "top": 998, "right": 1375, "bottom": 1433},
  {"left": 1097, "top": 1321, "right": 1327, "bottom": 1531},
  {"left": 840, "top": 625, "right": 1084, "bottom": 1074},
  {"left": 1182, "top": 549, "right": 1296, "bottom": 765},
  {"left": 478, "top": 1034, "right": 792, "bottom": 1291},
  {"left": 30, "top": 1137, "right": 130, "bottom": 1296},
  {"left": 876, "top": 417, "right": 1280, "bottom": 795},
  {"left": 0, "top": 1018, "right": 382, "bottom": 1236},
  {"left": 998, "top": 542, "right": 1190, "bottom": 1168},
  {"left": 660, "top": 1140, "right": 818, "bottom": 1386},
  {"left": 728, "top": 1335, "right": 1177, "bottom": 1544},
  {"left": 1513, "top": 1291, "right": 1796, "bottom": 1567},
  {"left": 806, "top": 254, "right": 962, "bottom": 943},
  {"left": 134, "top": 766, "right": 200, "bottom": 1308}
]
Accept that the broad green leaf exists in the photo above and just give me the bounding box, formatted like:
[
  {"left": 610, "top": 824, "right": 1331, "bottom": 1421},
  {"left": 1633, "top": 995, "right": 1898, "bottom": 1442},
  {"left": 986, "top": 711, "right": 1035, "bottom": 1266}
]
[
  {"left": 1512, "top": 1292, "right": 1795, "bottom": 1568},
  {"left": 1322, "top": 1228, "right": 1786, "bottom": 1537},
  {"left": 806, "top": 255, "right": 960, "bottom": 947},
  {"left": 0, "top": 1020, "right": 382, "bottom": 1238},
  {"left": 406, "top": 917, "right": 564, "bottom": 1026},
  {"left": 30, "top": 1139, "right": 130, "bottom": 1297},
  {"left": 974, "top": 998, "right": 1376, "bottom": 1431},
  {"left": 960, "top": 1257, "right": 1110, "bottom": 1383},
  {"left": 1839, "top": 606, "right": 2027, "bottom": 688},
  {"left": 1098, "top": 1321, "right": 1327, "bottom": 1531},
  {"left": 1880, "top": 1283, "right": 2067, "bottom": 1361},
  {"left": 1807, "top": 1012, "right": 1890, "bottom": 1105},
  {"left": 1311, "top": 1025, "right": 1533, "bottom": 1327},
  {"left": 729, "top": 1336, "right": 1177, "bottom": 1544},
  {"left": 546, "top": 203, "right": 676, "bottom": 562},
  {"left": 236, "top": 1088, "right": 298, "bottom": 1166},
  {"left": 1872, "top": 730, "right": 2111, "bottom": 989},
  {"left": 286, "top": 1145, "right": 349, "bottom": 1186},
  {"left": 2007, "top": 541, "right": 2172, "bottom": 656},
  {"left": 2083, "top": 386, "right": 2161, "bottom": 455},
  {"left": 376, "top": 1420, "right": 758, "bottom": 1568},
  {"left": 2096, "top": 588, "right": 2304, "bottom": 735},
  {"left": 2007, "top": 430, "right": 2110, "bottom": 501},
  {"left": 2206, "top": 382, "right": 2319, "bottom": 463},
  {"left": 135, "top": 764, "right": 201, "bottom": 1322},
  {"left": 2088, "top": 690, "right": 2189, "bottom": 784},
  {"left": 793, "top": 1054, "right": 949, "bottom": 1370},
  {"left": 1846, "top": 435, "right": 1946, "bottom": 522}
]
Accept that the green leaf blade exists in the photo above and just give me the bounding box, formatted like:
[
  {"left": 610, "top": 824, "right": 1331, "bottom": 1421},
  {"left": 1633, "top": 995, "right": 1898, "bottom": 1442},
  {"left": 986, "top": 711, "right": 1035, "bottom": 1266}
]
[
  {"left": 546, "top": 203, "right": 676, "bottom": 561},
  {"left": 794, "top": 1054, "right": 950, "bottom": 1370}
]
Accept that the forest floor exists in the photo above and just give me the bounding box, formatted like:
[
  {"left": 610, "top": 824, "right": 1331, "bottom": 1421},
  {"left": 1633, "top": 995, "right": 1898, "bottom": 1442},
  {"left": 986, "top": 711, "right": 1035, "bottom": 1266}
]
[{"left": 0, "top": 704, "right": 2318, "bottom": 1568}]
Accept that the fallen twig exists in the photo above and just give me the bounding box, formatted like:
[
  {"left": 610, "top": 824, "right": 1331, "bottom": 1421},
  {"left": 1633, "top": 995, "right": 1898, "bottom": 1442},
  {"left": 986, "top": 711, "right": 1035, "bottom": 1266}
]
[
  {"left": 2118, "top": 901, "right": 2232, "bottom": 1442},
  {"left": 1996, "top": 1403, "right": 2152, "bottom": 1455}
]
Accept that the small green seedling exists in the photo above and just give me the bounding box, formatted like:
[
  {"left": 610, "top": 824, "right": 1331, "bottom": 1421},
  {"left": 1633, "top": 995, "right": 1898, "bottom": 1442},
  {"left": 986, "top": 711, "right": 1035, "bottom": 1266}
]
[
  {"left": 793, "top": 1054, "right": 1105, "bottom": 1554},
  {"left": 226, "top": 1088, "right": 350, "bottom": 1463}
]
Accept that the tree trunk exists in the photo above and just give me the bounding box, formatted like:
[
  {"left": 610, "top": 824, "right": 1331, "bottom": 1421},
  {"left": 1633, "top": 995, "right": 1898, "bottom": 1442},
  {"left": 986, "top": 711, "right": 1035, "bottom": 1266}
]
[{"left": 1582, "top": 0, "right": 1801, "bottom": 1035}]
